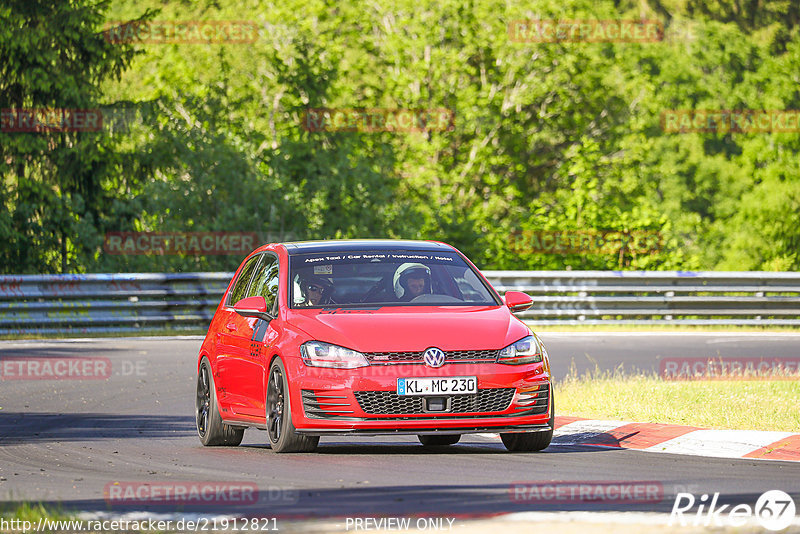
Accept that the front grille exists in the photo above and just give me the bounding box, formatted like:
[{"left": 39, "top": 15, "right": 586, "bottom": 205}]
[
  {"left": 354, "top": 388, "right": 515, "bottom": 415},
  {"left": 365, "top": 349, "right": 499, "bottom": 364}
]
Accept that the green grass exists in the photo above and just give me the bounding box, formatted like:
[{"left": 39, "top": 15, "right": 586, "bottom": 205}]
[
  {"left": 556, "top": 366, "right": 800, "bottom": 431},
  {"left": 0, "top": 502, "right": 71, "bottom": 522}
]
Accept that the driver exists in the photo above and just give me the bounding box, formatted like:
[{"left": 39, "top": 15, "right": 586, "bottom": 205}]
[
  {"left": 298, "top": 274, "right": 334, "bottom": 306},
  {"left": 393, "top": 263, "right": 432, "bottom": 302}
]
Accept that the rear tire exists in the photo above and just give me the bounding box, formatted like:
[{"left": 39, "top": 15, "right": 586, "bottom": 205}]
[
  {"left": 418, "top": 434, "right": 461, "bottom": 447},
  {"left": 196, "top": 358, "right": 244, "bottom": 446},
  {"left": 501, "top": 393, "right": 554, "bottom": 452},
  {"left": 266, "top": 357, "right": 319, "bottom": 453}
]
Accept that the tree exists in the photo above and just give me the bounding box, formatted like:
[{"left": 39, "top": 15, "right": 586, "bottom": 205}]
[{"left": 0, "top": 0, "right": 146, "bottom": 273}]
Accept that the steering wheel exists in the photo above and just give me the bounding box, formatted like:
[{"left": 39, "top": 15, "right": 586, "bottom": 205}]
[{"left": 360, "top": 276, "right": 390, "bottom": 303}]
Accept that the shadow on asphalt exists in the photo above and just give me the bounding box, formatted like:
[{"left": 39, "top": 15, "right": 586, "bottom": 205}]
[
  {"left": 0, "top": 412, "right": 195, "bottom": 443},
  {"left": 0, "top": 346, "right": 134, "bottom": 358},
  {"left": 0, "top": 411, "right": 627, "bottom": 455},
  {"left": 0, "top": 482, "right": 722, "bottom": 516},
  {"left": 239, "top": 440, "right": 611, "bottom": 455}
]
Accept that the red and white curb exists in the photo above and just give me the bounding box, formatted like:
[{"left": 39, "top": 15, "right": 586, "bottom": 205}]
[{"left": 550, "top": 416, "right": 800, "bottom": 462}]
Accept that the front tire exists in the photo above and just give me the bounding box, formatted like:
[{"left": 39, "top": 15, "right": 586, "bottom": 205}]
[
  {"left": 196, "top": 358, "right": 244, "bottom": 446},
  {"left": 266, "top": 357, "right": 319, "bottom": 453},
  {"left": 418, "top": 435, "right": 461, "bottom": 447},
  {"left": 501, "top": 393, "right": 555, "bottom": 452}
]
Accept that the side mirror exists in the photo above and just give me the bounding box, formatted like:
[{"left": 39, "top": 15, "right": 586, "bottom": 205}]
[
  {"left": 233, "top": 296, "right": 273, "bottom": 320},
  {"left": 504, "top": 291, "right": 533, "bottom": 313}
]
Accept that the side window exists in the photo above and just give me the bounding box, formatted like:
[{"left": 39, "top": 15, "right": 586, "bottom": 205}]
[
  {"left": 227, "top": 255, "right": 261, "bottom": 306},
  {"left": 247, "top": 254, "right": 279, "bottom": 312}
]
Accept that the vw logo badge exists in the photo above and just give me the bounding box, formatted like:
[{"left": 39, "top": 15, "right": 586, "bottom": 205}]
[{"left": 423, "top": 347, "right": 446, "bottom": 368}]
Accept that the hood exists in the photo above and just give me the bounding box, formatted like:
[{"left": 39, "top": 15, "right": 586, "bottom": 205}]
[{"left": 288, "top": 305, "right": 529, "bottom": 352}]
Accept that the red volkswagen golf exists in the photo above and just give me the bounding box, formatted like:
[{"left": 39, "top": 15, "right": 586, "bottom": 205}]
[{"left": 195, "top": 240, "right": 553, "bottom": 452}]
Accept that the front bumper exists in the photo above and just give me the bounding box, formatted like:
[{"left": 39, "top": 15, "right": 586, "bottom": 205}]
[
  {"left": 287, "top": 359, "right": 552, "bottom": 434},
  {"left": 296, "top": 424, "right": 552, "bottom": 436}
]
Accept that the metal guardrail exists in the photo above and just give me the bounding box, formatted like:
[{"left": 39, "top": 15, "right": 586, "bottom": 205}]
[
  {"left": 1, "top": 271, "right": 799, "bottom": 335},
  {"left": 0, "top": 273, "right": 231, "bottom": 335},
  {"left": 493, "top": 271, "right": 800, "bottom": 326}
]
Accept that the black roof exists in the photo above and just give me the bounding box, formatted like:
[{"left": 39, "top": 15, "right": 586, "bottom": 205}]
[{"left": 282, "top": 239, "right": 454, "bottom": 255}]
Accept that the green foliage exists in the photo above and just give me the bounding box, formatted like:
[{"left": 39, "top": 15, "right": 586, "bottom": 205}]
[
  {"left": 1, "top": 0, "right": 798, "bottom": 272},
  {"left": 0, "top": 0, "right": 148, "bottom": 273}
]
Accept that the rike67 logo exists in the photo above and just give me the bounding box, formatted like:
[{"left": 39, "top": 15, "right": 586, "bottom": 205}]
[{"left": 670, "top": 490, "right": 796, "bottom": 531}]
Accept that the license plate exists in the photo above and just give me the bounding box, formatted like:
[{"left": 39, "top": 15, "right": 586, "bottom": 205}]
[{"left": 397, "top": 376, "right": 477, "bottom": 396}]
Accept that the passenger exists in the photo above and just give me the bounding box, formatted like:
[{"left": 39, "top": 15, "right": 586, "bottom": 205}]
[
  {"left": 393, "top": 263, "right": 432, "bottom": 302},
  {"left": 298, "top": 274, "right": 334, "bottom": 306}
]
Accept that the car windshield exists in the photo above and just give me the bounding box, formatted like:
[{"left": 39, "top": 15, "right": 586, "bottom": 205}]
[{"left": 288, "top": 250, "right": 499, "bottom": 308}]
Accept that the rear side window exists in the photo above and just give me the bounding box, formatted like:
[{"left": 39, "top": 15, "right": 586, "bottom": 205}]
[
  {"left": 247, "top": 254, "right": 280, "bottom": 312},
  {"left": 227, "top": 255, "right": 261, "bottom": 306}
]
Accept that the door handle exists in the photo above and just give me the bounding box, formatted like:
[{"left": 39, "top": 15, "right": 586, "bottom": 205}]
[{"left": 225, "top": 322, "right": 237, "bottom": 331}]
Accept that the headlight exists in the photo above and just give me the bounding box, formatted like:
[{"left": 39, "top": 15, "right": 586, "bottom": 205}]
[
  {"left": 497, "top": 335, "right": 543, "bottom": 365},
  {"left": 300, "top": 341, "right": 370, "bottom": 369}
]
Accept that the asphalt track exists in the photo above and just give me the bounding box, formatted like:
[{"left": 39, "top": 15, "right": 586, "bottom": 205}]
[{"left": 0, "top": 334, "right": 798, "bottom": 523}]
